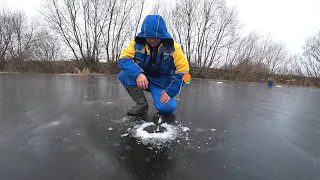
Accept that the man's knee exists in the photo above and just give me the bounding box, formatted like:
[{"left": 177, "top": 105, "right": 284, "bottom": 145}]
[
  {"left": 118, "top": 71, "right": 136, "bottom": 86},
  {"left": 156, "top": 101, "right": 177, "bottom": 113},
  {"left": 118, "top": 71, "right": 125, "bottom": 85}
]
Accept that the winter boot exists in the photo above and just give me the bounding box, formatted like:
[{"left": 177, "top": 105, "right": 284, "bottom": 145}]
[{"left": 125, "top": 86, "right": 149, "bottom": 116}]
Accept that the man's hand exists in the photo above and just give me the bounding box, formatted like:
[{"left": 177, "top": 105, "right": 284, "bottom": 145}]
[
  {"left": 136, "top": 73, "right": 148, "bottom": 89},
  {"left": 160, "top": 90, "right": 171, "bottom": 103}
]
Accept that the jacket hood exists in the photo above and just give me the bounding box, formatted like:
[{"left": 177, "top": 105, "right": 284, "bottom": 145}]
[{"left": 136, "top": 14, "right": 173, "bottom": 39}]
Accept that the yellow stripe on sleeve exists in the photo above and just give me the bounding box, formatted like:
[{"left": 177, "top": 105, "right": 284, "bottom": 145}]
[
  {"left": 172, "top": 42, "right": 190, "bottom": 73},
  {"left": 119, "top": 39, "right": 136, "bottom": 59}
]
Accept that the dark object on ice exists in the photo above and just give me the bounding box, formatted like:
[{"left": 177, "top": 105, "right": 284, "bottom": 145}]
[
  {"left": 138, "top": 112, "right": 176, "bottom": 133},
  {"left": 268, "top": 78, "right": 274, "bottom": 87},
  {"left": 143, "top": 124, "right": 167, "bottom": 133},
  {"left": 152, "top": 112, "right": 176, "bottom": 125}
]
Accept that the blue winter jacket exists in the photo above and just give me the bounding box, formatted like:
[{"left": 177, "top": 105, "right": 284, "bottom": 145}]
[{"left": 118, "top": 14, "right": 190, "bottom": 98}]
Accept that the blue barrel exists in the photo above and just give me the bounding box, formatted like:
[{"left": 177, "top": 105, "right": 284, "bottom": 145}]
[{"left": 268, "top": 80, "right": 273, "bottom": 87}]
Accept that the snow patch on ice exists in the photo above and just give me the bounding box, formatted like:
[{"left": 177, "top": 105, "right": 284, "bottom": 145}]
[
  {"left": 128, "top": 122, "right": 191, "bottom": 147},
  {"left": 121, "top": 133, "right": 129, "bottom": 137},
  {"left": 182, "top": 127, "right": 190, "bottom": 132},
  {"left": 131, "top": 122, "right": 178, "bottom": 144}
]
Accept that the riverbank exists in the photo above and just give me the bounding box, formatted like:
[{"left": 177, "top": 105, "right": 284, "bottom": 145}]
[{"left": 0, "top": 60, "right": 319, "bottom": 88}]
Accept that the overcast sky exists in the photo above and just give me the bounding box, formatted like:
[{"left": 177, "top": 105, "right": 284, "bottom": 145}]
[
  {"left": 226, "top": 0, "right": 320, "bottom": 54},
  {"left": 1, "top": 0, "right": 320, "bottom": 54}
]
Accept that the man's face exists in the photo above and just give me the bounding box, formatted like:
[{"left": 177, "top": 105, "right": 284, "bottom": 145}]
[{"left": 146, "top": 38, "right": 161, "bottom": 47}]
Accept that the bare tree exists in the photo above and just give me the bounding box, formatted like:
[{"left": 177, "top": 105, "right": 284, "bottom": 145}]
[
  {"left": 0, "top": 7, "right": 37, "bottom": 70},
  {"left": 133, "top": 0, "right": 146, "bottom": 36},
  {"left": 8, "top": 10, "right": 35, "bottom": 60},
  {"left": 91, "top": 0, "right": 144, "bottom": 62},
  {"left": 110, "top": 0, "right": 136, "bottom": 62},
  {"left": 302, "top": 31, "right": 320, "bottom": 79},
  {"left": 235, "top": 31, "right": 261, "bottom": 76},
  {"left": 150, "top": 0, "right": 165, "bottom": 15},
  {"left": 30, "top": 29, "right": 61, "bottom": 61},
  {"left": 229, "top": 32, "right": 289, "bottom": 80},
  {"left": 286, "top": 54, "right": 304, "bottom": 75},
  {"left": 0, "top": 7, "right": 14, "bottom": 69},
  {"left": 41, "top": 0, "right": 80, "bottom": 62},
  {"left": 263, "top": 41, "right": 288, "bottom": 75},
  {"left": 151, "top": 0, "right": 198, "bottom": 63},
  {"left": 41, "top": 0, "right": 146, "bottom": 66},
  {"left": 204, "top": 2, "right": 239, "bottom": 68},
  {"left": 165, "top": 4, "right": 184, "bottom": 45},
  {"left": 41, "top": 0, "right": 108, "bottom": 67},
  {"left": 173, "top": 0, "right": 198, "bottom": 64},
  {"left": 222, "top": 33, "right": 242, "bottom": 70},
  {"left": 153, "top": 0, "right": 240, "bottom": 69}
]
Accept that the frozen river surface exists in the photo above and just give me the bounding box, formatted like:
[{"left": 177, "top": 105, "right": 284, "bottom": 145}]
[{"left": 0, "top": 74, "right": 320, "bottom": 180}]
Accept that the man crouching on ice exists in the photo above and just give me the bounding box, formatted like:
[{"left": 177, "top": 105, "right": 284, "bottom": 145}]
[{"left": 117, "top": 14, "right": 190, "bottom": 118}]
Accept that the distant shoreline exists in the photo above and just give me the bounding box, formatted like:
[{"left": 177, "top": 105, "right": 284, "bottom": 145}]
[{"left": 1, "top": 70, "right": 319, "bottom": 89}]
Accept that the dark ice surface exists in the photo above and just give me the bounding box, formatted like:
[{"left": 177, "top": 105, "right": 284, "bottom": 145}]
[{"left": 0, "top": 74, "right": 320, "bottom": 180}]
